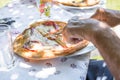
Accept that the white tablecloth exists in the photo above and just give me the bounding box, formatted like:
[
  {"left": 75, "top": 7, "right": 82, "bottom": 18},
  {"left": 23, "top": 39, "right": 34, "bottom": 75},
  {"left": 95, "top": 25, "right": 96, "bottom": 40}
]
[{"left": 0, "top": 0, "right": 100, "bottom": 80}]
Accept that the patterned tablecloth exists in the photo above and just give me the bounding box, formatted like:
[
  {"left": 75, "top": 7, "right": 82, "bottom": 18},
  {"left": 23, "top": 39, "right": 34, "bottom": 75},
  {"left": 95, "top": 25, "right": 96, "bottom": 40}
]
[{"left": 0, "top": 0, "right": 105, "bottom": 80}]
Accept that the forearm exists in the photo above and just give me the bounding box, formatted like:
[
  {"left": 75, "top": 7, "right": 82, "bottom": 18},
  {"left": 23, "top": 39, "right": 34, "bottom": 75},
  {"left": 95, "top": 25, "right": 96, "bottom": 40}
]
[{"left": 91, "top": 28, "right": 120, "bottom": 80}]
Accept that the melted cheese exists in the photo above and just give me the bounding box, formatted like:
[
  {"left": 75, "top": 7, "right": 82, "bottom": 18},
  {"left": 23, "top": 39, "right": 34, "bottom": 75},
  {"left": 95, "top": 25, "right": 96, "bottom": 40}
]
[
  {"left": 30, "top": 43, "right": 43, "bottom": 51},
  {"left": 24, "top": 24, "right": 62, "bottom": 52}
]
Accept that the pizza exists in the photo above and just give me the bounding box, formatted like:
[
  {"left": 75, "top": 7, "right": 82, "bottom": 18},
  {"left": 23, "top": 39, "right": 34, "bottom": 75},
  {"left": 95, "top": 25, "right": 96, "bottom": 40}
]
[
  {"left": 54, "top": 0, "right": 100, "bottom": 7},
  {"left": 13, "top": 20, "right": 89, "bottom": 60}
]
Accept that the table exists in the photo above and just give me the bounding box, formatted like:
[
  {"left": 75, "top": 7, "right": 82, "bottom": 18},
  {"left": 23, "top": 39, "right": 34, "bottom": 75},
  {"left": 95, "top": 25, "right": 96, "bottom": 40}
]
[{"left": 0, "top": 0, "right": 98, "bottom": 80}]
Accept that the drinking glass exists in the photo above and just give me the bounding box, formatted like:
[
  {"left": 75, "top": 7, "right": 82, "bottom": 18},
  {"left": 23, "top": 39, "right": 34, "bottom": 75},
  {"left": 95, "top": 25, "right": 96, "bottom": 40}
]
[
  {"left": 35, "top": 0, "right": 53, "bottom": 19},
  {"left": 0, "top": 24, "right": 16, "bottom": 71}
]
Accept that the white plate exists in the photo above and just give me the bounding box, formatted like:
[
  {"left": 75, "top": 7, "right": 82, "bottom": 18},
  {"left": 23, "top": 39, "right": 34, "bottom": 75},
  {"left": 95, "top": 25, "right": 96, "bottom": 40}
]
[
  {"left": 68, "top": 42, "right": 96, "bottom": 57},
  {"left": 58, "top": 0, "right": 104, "bottom": 10},
  {"left": 59, "top": 3, "right": 100, "bottom": 10}
]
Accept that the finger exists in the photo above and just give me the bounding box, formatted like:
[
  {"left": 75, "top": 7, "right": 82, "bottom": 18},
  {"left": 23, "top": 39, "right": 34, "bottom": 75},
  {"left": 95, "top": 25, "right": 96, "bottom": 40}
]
[
  {"left": 62, "top": 27, "right": 72, "bottom": 43},
  {"left": 91, "top": 8, "right": 106, "bottom": 20}
]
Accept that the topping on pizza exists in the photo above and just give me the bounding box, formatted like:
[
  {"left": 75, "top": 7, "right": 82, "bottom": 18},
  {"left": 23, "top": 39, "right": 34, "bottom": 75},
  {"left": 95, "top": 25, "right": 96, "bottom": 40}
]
[{"left": 13, "top": 20, "right": 89, "bottom": 60}]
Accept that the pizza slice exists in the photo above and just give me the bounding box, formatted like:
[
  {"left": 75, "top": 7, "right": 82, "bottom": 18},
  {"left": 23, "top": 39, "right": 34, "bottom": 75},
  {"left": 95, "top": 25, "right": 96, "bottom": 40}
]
[{"left": 13, "top": 20, "right": 89, "bottom": 60}]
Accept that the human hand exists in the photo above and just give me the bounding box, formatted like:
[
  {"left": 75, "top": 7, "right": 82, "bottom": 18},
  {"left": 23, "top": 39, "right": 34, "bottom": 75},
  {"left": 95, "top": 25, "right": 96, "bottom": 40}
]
[
  {"left": 62, "top": 16, "right": 110, "bottom": 43},
  {"left": 91, "top": 8, "right": 120, "bottom": 27}
]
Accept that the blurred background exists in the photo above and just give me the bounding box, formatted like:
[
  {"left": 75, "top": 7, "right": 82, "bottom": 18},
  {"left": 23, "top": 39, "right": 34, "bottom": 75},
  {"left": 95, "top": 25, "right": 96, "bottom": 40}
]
[
  {"left": 0, "top": 0, "right": 10, "bottom": 8},
  {"left": 107, "top": 0, "right": 120, "bottom": 10}
]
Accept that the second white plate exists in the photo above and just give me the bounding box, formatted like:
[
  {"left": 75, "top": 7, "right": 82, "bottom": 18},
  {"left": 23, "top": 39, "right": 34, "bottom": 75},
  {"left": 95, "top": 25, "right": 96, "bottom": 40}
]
[{"left": 59, "top": 3, "right": 100, "bottom": 10}]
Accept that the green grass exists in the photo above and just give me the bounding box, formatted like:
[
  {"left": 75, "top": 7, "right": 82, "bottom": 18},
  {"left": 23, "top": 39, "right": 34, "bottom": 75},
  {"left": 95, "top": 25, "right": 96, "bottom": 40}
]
[
  {"left": 0, "top": 0, "right": 11, "bottom": 8},
  {"left": 91, "top": 56, "right": 103, "bottom": 60},
  {"left": 107, "top": 0, "right": 120, "bottom": 10}
]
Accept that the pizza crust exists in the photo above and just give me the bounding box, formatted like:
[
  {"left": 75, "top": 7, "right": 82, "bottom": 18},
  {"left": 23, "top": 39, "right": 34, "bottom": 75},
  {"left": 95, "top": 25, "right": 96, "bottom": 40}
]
[{"left": 13, "top": 20, "right": 89, "bottom": 60}]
